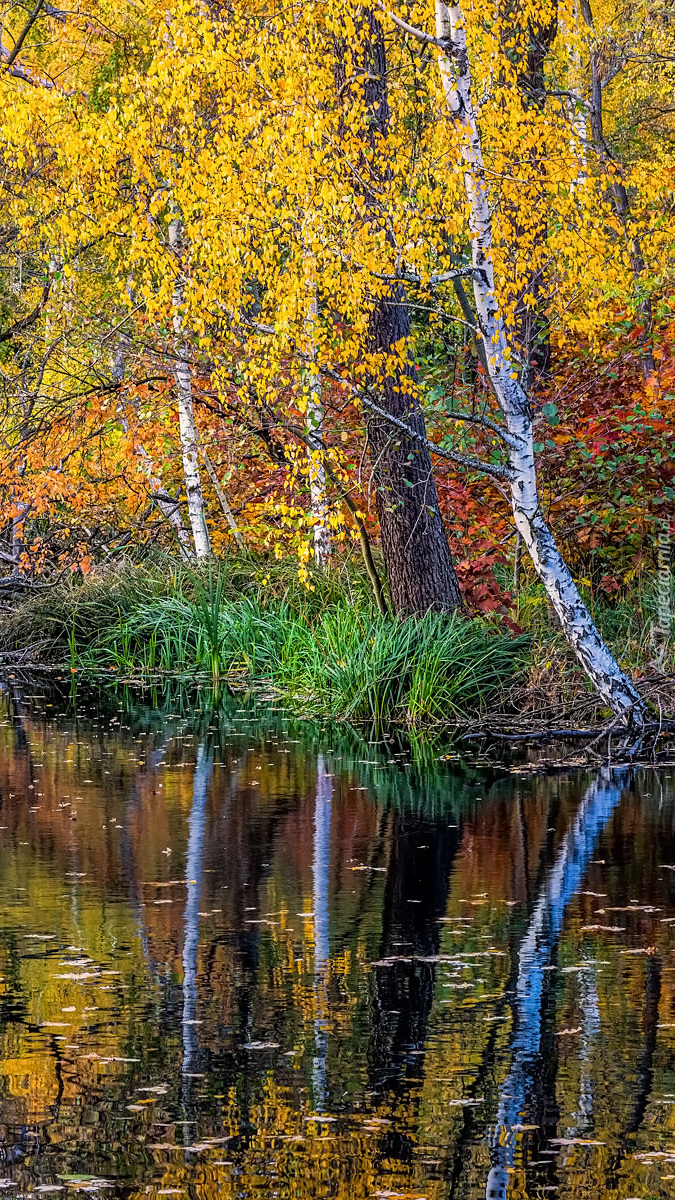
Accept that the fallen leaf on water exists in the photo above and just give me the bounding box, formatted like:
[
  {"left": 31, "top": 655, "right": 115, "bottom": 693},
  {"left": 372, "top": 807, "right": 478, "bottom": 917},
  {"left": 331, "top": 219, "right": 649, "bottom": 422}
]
[
  {"left": 185, "top": 1137, "right": 230, "bottom": 1151},
  {"left": 372, "top": 1193, "right": 428, "bottom": 1199},
  {"left": 634, "top": 1152, "right": 675, "bottom": 1162},
  {"left": 57, "top": 1179, "right": 113, "bottom": 1191},
  {"left": 142, "top": 881, "right": 185, "bottom": 888},
  {"left": 580, "top": 925, "right": 625, "bottom": 933},
  {"left": 555, "top": 1027, "right": 583, "bottom": 1036},
  {"left": 608, "top": 906, "right": 661, "bottom": 914},
  {"left": 54, "top": 973, "right": 101, "bottom": 982},
  {"left": 549, "top": 1138, "right": 605, "bottom": 1146}
]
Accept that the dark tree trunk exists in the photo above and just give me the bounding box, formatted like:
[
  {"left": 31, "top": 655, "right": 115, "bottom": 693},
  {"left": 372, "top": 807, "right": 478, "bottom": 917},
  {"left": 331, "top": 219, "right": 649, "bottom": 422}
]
[
  {"left": 584, "top": 0, "right": 654, "bottom": 376},
  {"left": 337, "top": 10, "right": 462, "bottom": 615},
  {"left": 504, "top": 3, "right": 558, "bottom": 389},
  {"left": 368, "top": 288, "right": 462, "bottom": 614}
]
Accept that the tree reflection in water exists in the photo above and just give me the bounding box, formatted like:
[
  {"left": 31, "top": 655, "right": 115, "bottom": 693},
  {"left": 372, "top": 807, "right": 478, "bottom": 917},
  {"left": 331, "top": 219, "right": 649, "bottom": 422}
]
[
  {"left": 0, "top": 686, "right": 670, "bottom": 1200},
  {"left": 182, "top": 742, "right": 214, "bottom": 1076},
  {"left": 486, "top": 768, "right": 630, "bottom": 1200},
  {"left": 312, "top": 754, "right": 332, "bottom": 1110}
]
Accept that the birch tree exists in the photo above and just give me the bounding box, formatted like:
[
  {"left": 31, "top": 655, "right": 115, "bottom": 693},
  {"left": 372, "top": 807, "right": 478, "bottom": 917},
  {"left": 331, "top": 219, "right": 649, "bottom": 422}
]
[
  {"left": 168, "top": 219, "right": 210, "bottom": 559},
  {"left": 304, "top": 269, "right": 331, "bottom": 568},
  {"left": 377, "top": 0, "right": 646, "bottom": 719}
]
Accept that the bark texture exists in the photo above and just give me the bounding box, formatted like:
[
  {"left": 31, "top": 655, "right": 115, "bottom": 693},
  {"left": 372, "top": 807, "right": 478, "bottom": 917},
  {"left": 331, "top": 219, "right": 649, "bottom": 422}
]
[
  {"left": 368, "top": 287, "right": 463, "bottom": 614},
  {"left": 340, "top": 11, "right": 462, "bottom": 615},
  {"left": 433, "top": 0, "right": 645, "bottom": 719},
  {"left": 169, "top": 219, "right": 211, "bottom": 559},
  {"left": 305, "top": 284, "right": 331, "bottom": 568}
]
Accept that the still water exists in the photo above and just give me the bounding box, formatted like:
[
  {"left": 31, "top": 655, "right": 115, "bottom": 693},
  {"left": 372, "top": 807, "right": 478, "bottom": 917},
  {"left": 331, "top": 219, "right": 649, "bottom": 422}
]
[{"left": 0, "top": 684, "right": 674, "bottom": 1200}]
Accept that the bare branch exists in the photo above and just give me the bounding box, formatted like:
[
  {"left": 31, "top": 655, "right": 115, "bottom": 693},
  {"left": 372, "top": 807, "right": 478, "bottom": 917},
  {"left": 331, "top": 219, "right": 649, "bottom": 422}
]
[
  {"left": 376, "top": 2, "right": 448, "bottom": 49},
  {"left": 0, "top": 279, "right": 51, "bottom": 343},
  {"left": 443, "top": 407, "right": 521, "bottom": 448},
  {"left": 372, "top": 267, "right": 475, "bottom": 285},
  {"left": 356, "top": 389, "right": 515, "bottom": 481},
  {"left": 237, "top": 316, "right": 515, "bottom": 480},
  {"left": 4, "top": 0, "right": 45, "bottom": 66}
]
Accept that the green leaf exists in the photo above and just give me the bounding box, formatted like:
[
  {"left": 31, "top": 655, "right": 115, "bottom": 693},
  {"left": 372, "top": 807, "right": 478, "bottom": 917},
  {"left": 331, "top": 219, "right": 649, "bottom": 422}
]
[{"left": 426, "top": 384, "right": 445, "bottom": 403}]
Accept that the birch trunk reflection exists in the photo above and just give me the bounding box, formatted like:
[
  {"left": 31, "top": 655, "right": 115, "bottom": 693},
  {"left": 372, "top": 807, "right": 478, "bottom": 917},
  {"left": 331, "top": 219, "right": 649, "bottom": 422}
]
[
  {"left": 486, "top": 767, "right": 630, "bottom": 1200},
  {"left": 182, "top": 742, "right": 214, "bottom": 1077},
  {"left": 312, "top": 754, "right": 332, "bottom": 1109}
]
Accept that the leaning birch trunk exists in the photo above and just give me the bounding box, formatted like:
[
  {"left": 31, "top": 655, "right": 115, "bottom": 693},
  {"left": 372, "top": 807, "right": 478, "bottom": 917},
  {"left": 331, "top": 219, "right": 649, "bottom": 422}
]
[
  {"left": 131, "top": 437, "right": 195, "bottom": 560},
  {"left": 304, "top": 261, "right": 331, "bottom": 568},
  {"left": 168, "top": 219, "right": 211, "bottom": 559},
  {"left": 433, "top": 0, "right": 644, "bottom": 721},
  {"left": 199, "top": 448, "right": 245, "bottom": 551},
  {"left": 115, "top": 351, "right": 194, "bottom": 560},
  {"left": 139, "top": 447, "right": 194, "bottom": 561}
]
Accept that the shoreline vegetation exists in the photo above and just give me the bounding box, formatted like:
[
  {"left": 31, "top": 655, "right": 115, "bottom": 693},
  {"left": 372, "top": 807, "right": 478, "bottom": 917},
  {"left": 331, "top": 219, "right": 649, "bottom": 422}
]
[{"left": 1, "top": 556, "right": 673, "bottom": 734}]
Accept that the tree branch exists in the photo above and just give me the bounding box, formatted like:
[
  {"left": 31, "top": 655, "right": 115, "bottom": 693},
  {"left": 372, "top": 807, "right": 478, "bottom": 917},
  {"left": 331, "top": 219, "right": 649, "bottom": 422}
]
[
  {"left": 372, "top": 267, "right": 476, "bottom": 285},
  {"left": 356, "top": 389, "right": 515, "bottom": 481},
  {"left": 0, "top": 279, "right": 51, "bottom": 343},
  {"left": 5, "top": 0, "right": 45, "bottom": 66},
  {"left": 238, "top": 316, "right": 515, "bottom": 481},
  {"left": 375, "top": 2, "right": 449, "bottom": 49}
]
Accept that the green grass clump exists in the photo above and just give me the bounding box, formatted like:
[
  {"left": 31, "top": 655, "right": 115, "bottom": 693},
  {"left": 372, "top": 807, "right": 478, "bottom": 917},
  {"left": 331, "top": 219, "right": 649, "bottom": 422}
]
[
  {"left": 77, "top": 597, "right": 525, "bottom": 724},
  {"left": 0, "top": 556, "right": 527, "bottom": 725}
]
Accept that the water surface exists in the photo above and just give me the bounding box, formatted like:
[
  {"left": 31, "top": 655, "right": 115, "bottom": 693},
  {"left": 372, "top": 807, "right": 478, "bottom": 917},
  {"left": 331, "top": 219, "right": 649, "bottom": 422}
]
[{"left": 0, "top": 684, "right": 673, "bottom": 1199}]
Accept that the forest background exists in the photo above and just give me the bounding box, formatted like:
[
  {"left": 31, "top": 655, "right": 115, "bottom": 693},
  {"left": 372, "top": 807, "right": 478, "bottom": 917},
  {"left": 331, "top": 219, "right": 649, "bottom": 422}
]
[{"left": 0, "top": 0, "right": 674, "bottom": 725}]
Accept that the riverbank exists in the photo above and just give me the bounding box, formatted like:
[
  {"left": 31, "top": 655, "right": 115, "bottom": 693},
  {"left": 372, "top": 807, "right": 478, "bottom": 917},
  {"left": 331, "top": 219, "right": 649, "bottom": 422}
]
[{"left": 0, "top": 557, "right": 673, "bottom": 729}]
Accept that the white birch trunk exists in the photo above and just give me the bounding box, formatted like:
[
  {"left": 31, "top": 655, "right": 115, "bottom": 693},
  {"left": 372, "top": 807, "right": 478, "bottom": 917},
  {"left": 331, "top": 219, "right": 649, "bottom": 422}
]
[
  {"left": 304, "top": 284, "right": 331, "bottom": 568},
  {"left": 10, "top": 465, "right": 27, "bottom": 575},
  {"left": 168, "top": 219, "right": 211, "bottom": 560},
  {"left": 139, "top": 446, "right": 194, "bottom": 560},
  {"left": 182, "top": 742, "right": 213, "bottom": 1074},
  {"left": 199, "top": 449, "right": 245, "bottom": 551},
  {"left": 433, "top": 0, "right": 645, "bottom": 721},
  {"left": 118, "top": 374, "right": 194, "bottom": 559},
  {"left": 568, "top": 9, "right": 589, "bottom": 189}
]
